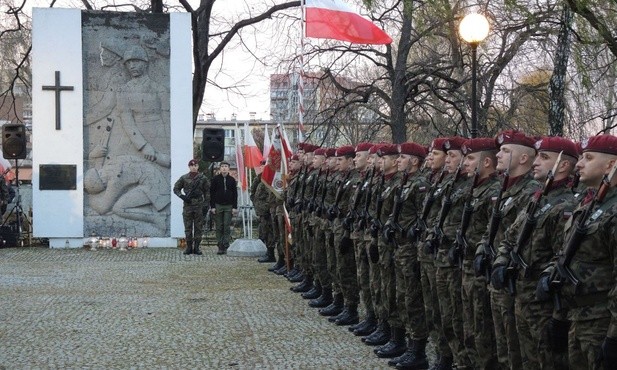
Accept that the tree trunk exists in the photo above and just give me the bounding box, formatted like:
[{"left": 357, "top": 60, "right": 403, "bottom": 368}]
[{"left": 548, "top": 5, "right": 572, "bottom": 137}]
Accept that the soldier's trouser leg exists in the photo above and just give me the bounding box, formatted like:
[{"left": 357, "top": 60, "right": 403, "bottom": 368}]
[
  {"left": 333, "top": 220, "right": 359, "bottom": 307},
  {"left": 182, "top": 208, "right": 195, "bottom": 247},
  {"left": 275, "top": 214, "right": 286, "bottom": 261},
  {"left": 192, "top": 205, "right": 205, "bottom": 247},
  {"left": 368, "top": 236, "right": 383, "bottom": 320},
  {"left": 490, "top": 289, "right": 522, "bottom": 369},
  {"left": 379, "top": 242, "right": 400, "bottom": 328},
  {"left": 313, "top": 221, "right": 330, "bottom": 287},
  {"left": 461, "top": 266, "right": 496, "bottom": 369},
  {"left": 437, "top": 266, "right": 470, "bottom": 367},
  {"left": 420, "top": 260, "right": 451, "bottom": 358},
  {"left": 355, "top": 238, "right": 373, "bottom": 314},
  {"left": 568, "top": 317, "right": 607, "bottom": 370},
  {"left": 292, "top": 216, "right": 305, "bottom": 270},
  {"left": 396, "top": 244, "right": 427, "bottom": 340},
  {"left": 325, "top": 227, "right": 340, "bottom": 294},
  {"left": 258, "top": 213, "right": 271, "bottom": 246},
  {"left": 303, "top": 216, "right": 315, "bottom": 277},
  {"left": 515, "top": 295, "right": 553, "bottom": 370}
]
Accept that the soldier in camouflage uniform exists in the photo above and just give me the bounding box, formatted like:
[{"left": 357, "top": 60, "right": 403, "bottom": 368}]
[
  {"left": 252, "top": 163, "right": 276, "bottom": 263},
  {"left": 427, "top": 137, "right": 473, "bottom": 368},
  {"left": 328, "top": 145, "right": 361, "bottom": 326},
  {"left": 283, "top": 151, "right": 305, "bottom": 277},
  {"left": 383, "top": 143, "right": 431, "bottom": 369},
  {"left": 491, "top": 136, "right": 579, "bottom": 370},
  {"left": 278, "top": 154, "right": 302, "bottom": 275},
  {"left": 458, "top": 138, "right": 500, "bottom": 369},
  {"left": 536, "top": 134, "right": 617, "bottom": 370},
  {"left": 173, "top": 159, "right": 210, "bottom": 255},
  {"left": 475, "top": 130, "right": 540, "bottom": 370}
]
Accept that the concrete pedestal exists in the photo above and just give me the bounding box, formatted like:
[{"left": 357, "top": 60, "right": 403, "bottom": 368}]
[{"left": 227, "top": 238, "right": 266, "bottom": 257}]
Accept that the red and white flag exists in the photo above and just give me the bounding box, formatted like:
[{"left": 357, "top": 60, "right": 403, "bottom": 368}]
[
  {"left": 261, "top": 128, "right": 285, "bottom": 198},
  {"left": 235, "top": 125, "right": 248, "bottom": 191},
  {"left": 305, "top": 0, "right": 392, "bottom": 45},
  {"left": 243, "top": 123, "right": 263, "bottom": 169},
  {"left": 263, "top": 124, "right": 272, "bottom": 159}
]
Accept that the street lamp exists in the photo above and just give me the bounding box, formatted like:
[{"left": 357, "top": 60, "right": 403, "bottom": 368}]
[{"left": 459, "top": 13, "right": 489, "bottom": 138}]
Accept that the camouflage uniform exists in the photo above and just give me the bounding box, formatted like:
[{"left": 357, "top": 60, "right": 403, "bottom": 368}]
[
  {"left": 494, "top": 179, "right": 578, "bottom": 370},
  {"left": 173, "top": 172, "right": 210, "bottom": 250},
  {"left": 461, "top": 174, "right": 500, "bottom": 369},
  {"left": 418, "top": 171, "right": 452, "bottom": 360},
  {"left": 476, "top": 172, "right": 539, "bottom": 370},
  {"left": 365, "top": 172, "right": 384, "bottom": 321},
  {"left": 302, "top": 167, "right": 320, "bottom": 278},
  {"left": 351, "top": 171, "right": 374, "bottom": 315},
  {"left": 287, "top": 169, "right": 302, "bottom": 267},
  {"left": 312, "top": 170, "right": 331, "bottom": 288},
  {"left": 553, "top": 187, "right": 617, "bottom": 369},
  {"left": 324, "top": 171, "right": 342, "bottom": 296},
  {"left": 430, "top": 174, "right": 472, "bottom": 367},
  {"left": 251, "top": 174, "right": 273, "bottom": 250},
  {"left": 393, "top": 171, "right": 430, "bottom": 340}
]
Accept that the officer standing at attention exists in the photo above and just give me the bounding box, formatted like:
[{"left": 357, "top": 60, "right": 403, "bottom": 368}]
[{"left": 174, "top": 159, "right": 210, "bottom": 255}]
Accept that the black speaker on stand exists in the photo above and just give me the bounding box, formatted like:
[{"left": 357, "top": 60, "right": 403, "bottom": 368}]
[
  {"left": 201, "top": 128, "right": 225, "bottom": 162},
  {"left": 1, "top": 124, "right": 29, "bottom": 247},
  {"left": 3, "top": 124, "right": 27, "bottom": 160}
]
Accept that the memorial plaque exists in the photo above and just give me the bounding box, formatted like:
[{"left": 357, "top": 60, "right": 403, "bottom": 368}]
[{"left": 39, "top": 164, "right": 77, "bottom": 190}]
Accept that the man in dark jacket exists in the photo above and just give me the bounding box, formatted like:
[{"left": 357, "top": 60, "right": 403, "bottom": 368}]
[{"left": 210, "top": 162, "right": 238, "bottom": 254}]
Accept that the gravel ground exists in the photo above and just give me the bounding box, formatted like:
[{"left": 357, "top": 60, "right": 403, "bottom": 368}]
[{"left": 0, "top": 245, "right": 397, "bottom": 369}]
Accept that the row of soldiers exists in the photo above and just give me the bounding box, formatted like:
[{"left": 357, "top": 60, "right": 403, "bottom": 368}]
[{"left": 252, "top": 131, "right": 617, "bottom": 370}]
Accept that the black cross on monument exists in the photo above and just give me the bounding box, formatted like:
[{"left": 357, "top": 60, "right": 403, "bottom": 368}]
[{"left": 42, "top": 71, "right": 74, "bottom": 130}]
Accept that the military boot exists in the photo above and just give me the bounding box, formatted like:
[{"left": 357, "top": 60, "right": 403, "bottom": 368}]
[
  {"left": 287, "top": 269, "right": 304, "bottom": 281},
  {"left": 334, "top": 305, "right": 359, "bottom": 326},
  {"left": 362, "top": 321, "right": 391, "bottom": 346},
  {"left": 391, "top": 338, "right": 428, "bottom": 369},
  {"left": 428, "top": 355, "right": 453, "bottom": 370},
  {"left": 183, "top": 240, "right": 193, "bottom": 255},
  {"left": 318, "top": 293, "right": 344, "bottom": 316},
  {"left": 216, "top": 243, "right": 225, "bottom": 255},
  {"left": 352, "top": 311, "right": 378, "bottom": 336},
  {"left": 291, "top": 276, "right": 313, "bottom": 293},
  {"left": 301, "top": 280, "right": 322, "bottom": 299},
  {"left": 349, "top": 311, "right": 375, "bottom": 332},
  {"left": 268, "top": 255, "right": 285, "bottom": 272},
  {"left": 375, "top": 327, "right": 407, "bottom": 358},
  {"left": 309, "top": 286, "right": 332, "bottom": 308},
  {"left": 258, "top": 247, "right": 276, "bottom": 263},
  {"left": 274, "top": 264, "right": 289, "bottom": 276},
  {"left": 193, "top": 241, "right": 203, "bottom": 255}
]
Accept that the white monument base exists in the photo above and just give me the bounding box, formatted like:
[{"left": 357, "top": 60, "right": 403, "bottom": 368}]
[{"left": 227, "top": 238, "right": 266, "bottom": 257}]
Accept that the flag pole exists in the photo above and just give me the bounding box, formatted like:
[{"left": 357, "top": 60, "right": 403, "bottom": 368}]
[{"left": 298, "top": 0, "right": 306, "bottom": 145}]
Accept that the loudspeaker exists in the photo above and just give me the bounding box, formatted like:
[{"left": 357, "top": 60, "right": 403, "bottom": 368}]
[
  {"left": 0, "top": 224, "right": 18, "bottom": 248},
  {"left": 202, "top": 128, "right": 225, "bottom": 162},
  {"left": 2, "top": 124, "right": 27, "bottom": 159}
]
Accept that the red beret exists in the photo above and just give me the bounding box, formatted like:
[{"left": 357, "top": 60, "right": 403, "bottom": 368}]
[
  {"left": 313, "top": 148, "right": 326, "bottom": 156},
  {"left": 297, "top": 142, "right": 305, "bottom": 151},
  {"left": 355, "top": 142, "right": 373, "bottom": 152},
  {"left": 377, "top": 144, "right": 399, "bottom": 157},
  {"left": 580, "top": 134, "right": 617, "bottom": 155},
  {"left": 398, "top": 142, "right": 427, "bottom": 158},
  {"left": 369, "top": 144, "right": 383, "bottom": 155},
  {"left": 188, "top": 159, "right": 198, "bottom": 166},
  {"left": 303, "top": 143, "right": 320, "bottom": 153},
  {"left": 495, "top": 130, "right": 536, "bottom": 149},
  {"left": 325, "top": 148, "right": 337, "bottom": 158},
  {"left": 430, "top": 138, "right": 448, "bottom": 152},
  {"left": 534, "top": 136, "right": 578, "bottom": 158},
  {"left": 443, "top": 136, "right": 466, "bottom": 151},
  {"left": 291, "top": 154, "right": 300, "bottom": 161},
  {"left": 461, "top": 138, "right": 497, "bottom": 155},
  {"left": 335, "top": 145, "right": 355, "bottom": 157}
]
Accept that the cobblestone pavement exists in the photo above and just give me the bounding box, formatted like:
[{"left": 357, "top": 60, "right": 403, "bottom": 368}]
[{"left": 0, "top": 245, "right": 393, "bottom": 369}]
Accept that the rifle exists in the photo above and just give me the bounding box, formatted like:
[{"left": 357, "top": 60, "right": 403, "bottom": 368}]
[
  {"left": 295, "top": 166, "right": 309, "bottom": 213},
  {"left": 449, "top": 165, "right": 481, "bottom": 268},
  {"left": 307, "top": 167, "right": 322, "bottom": 213},
  {"left": 356, "top": 168, "right": 376, "bottom": 231},
  {"left": 370, "top": 173, "right": 386, "bottom": 238},
  {"left": 384, "top": 170, "right": 411, "bottom": 247},
  {"left": 315, "top": 168, "right": 330, "bottom": 217},
  {"left": 477, "top": 154, "right": 513, "bottom": 281},
  {"left": 507, "top": 152, "right": 563, "bottom": 295},
  {"left": 427, "top": 160, "right": 465, "bottom": 257},
  {"left": 550, "top": 160, "right": 617, "bottom": 309},
  {"left": 407, "top": 168, "right": 448, "bottom": 243},
  {"left": 289, "top": 165, "right": 305, "bottom": 210},
  {"left": 344, "top": 169, "right": 372, "bottom": 231},
  {"left": 327, "top": 170, "right": 352, "bottom": 221},
  {"left": 182, "top": 173, "right": 205, "bottom": 202}
]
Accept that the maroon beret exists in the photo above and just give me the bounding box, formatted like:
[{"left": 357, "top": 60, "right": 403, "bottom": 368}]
[
  {"left": 495, "top": 130, "right": 536, "bottom": 149},
  {"left": 297, "top": 142, "right": 305, "bottom": 151},
  {"left": 335, "top": 145, "right": 355, "bottom": 157},
  {"left": 291, "top": 154, "right": 300, "bottom": 161},
  {"left": 430, "top": 138, "right": 448, "bottom": 152},
  {"left": 534, "top": 136, "right": 578, "bottom": 158},
  {"left": 369, "top": 144, "right": 383, "bottom": 155},
  {"left": 398, "top": 142, "right": 427, "bottom": 158},
  {"left": 443, "top": 136, "right": 466, "bottom": 151},
  {"left": 303, "top": 143, "right": 320, "bottom": 153},
  {"left": 580, "top": 134, "right": 617, "bottom": 155},
  {"left": 325, "top": 148, "right": 337, "bottom": 158},
  {"left": 461, "top": 138, "right": 497, "bottom": 155},
  {"left": 377, "top": 144, "right": 399, "bottom": 157},
  {"left": 355, "top": 142, "right": 373, "bottom": 152},
  {"left": 313, "top": 148, "right": 326, "bottom": 156},
  {"left": 188, "top": 159, "right": 198, "bottom": 166}
]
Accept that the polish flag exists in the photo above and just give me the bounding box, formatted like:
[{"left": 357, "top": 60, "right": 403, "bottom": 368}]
[
  {"left": 263, "top": 124, "right": 271, "bottom": 159},
  {"left": 243, "top": 123, "right": 263, "bottom": 169},
  {"left": 235, "top": 126, "right": 247, "bottom": 191},
  {"left": 262, "top": 128, "right": 285, "bottom": 198},
  {"left": 305, "top": 0, "right": 392, "bottom": 45}
]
